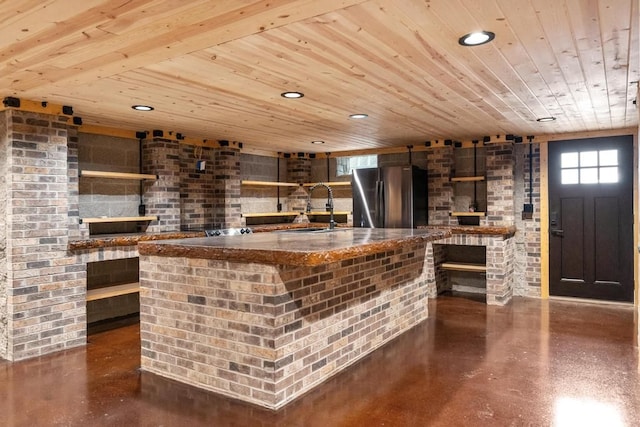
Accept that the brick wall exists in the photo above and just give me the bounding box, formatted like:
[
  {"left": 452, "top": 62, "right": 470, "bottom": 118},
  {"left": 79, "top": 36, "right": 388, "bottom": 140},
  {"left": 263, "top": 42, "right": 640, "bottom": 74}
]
[
  {"left": 434, "top": 234, "right": 515, "bottom": 305},
  {"left": 142, "top": 138, "right": 181, "bottom": 232},
  {"left": 180, "top": 145, "right": 215, "bottom": 230},
  {"left": 286, "top": 157, "right": 310, "bottom": 212},
  {"left": 1, "top": 110, "right": 86, "bottom": 361},
  {"left": 485, "top": 144, "right": 516, "bottom": 226},
  {"left": 212, "top": 147, "right": 242, "bottom": 228},
  {"left": 427, "top": 147, "right": 454, "bottom": 225},
  {"left": 514, "top": 143, "right": 542, "bottom": 297},
  {"left": 0, "top": 112, "right": 7, "bottom": 359},
  {"left": 241, "top": 154, "right": 288, "bottom": 214},
  {"left": 78, "top": 133, "right": 143, "bottom": 234},
  {"left": 139, "top": 241, "right": 432, "bottom": 409}
]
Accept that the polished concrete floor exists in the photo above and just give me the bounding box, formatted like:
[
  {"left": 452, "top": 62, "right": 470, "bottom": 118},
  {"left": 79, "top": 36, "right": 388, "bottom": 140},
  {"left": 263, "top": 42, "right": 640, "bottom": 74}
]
[{"left": 1, "top": 295, "right": 638, "bottom": 426}]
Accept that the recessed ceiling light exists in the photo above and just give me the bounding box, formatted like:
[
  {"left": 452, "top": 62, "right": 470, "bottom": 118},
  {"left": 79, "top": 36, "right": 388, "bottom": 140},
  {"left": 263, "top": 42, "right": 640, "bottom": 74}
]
[
  {"left": 281, "top": 91, "right": 304, "bottom": 99},
  {"left": 536, "top": 116, "right": 556, "bottom": 122},
  {"left": 311, "top": 140, "right": 325, "bottom": 144},
  {"left": 458, "top": 31, "right": 495, "bottom": 46},
  {"left": 349, "top": 113, "right": 368, "bottom": 119},
  {"left": 132, "top": 105, "right": 154, "bottom": 111}
]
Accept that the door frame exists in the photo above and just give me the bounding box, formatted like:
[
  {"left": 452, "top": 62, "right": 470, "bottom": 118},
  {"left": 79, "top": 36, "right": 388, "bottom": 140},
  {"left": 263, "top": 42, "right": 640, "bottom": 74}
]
[{"left": 540, "top": 130, "right": 638, "bottom": 305}]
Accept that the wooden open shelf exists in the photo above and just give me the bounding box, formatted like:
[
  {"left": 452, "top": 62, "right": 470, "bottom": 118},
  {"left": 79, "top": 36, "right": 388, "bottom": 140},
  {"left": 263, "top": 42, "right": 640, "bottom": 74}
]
[
  {"left": 440, "top": 262, "right": 487, "bottom": 273},
  {"left": 307, "top": 211, "right": 351, "bottom": 215},
  {"left": 450, "top": 176, "right": 485, "bottom": 182},
  {"left": 241, "top": 180, "right": 299, "bottom": 187},
  {"left": 241, "top": 212, "right": 301, "bottom": 218},
  {"left": 450, "top": 212, "right": 486, "bottom": 217},
  {"left": 80, "top": 216, "right": 158, "bottom": 224},
  {"left": 80, "top": 170, "right": 157, "bottom": 180},
  {"left": 302, "top": 182, "right": 351, "bottom": 187},
  {"left": 86, "top": 282, "right": 140, "bottom": 301}
]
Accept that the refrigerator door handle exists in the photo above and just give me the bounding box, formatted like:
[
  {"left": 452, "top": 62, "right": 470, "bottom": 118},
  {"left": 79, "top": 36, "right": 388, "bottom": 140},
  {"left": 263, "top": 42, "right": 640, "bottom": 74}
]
[{"left": 376, "top": 180, "right": 385, "bottom": 228}]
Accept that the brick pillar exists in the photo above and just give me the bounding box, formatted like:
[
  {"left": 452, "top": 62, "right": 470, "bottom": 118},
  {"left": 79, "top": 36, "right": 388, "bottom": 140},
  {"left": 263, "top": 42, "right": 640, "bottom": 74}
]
[
  {"left": 486, "top": 144, "right": 515, "bottom": 226},
  {"left": 286, "top": 157, "right": 310, "bottom": 212},
  {"left": 142, "top": 138, "right": 181, "bottom": 232},
  {"left": 0, "top": 109, "right": 86, "bottom": 361},
  {"left": 180, "top": 145, "right": 215, "bottom": 230},
  {"left": 427, "top": 147, "right": 454, "bottom": 225},
  {"left": 212, "top": 146, "right": 242, "bottom": 228}
]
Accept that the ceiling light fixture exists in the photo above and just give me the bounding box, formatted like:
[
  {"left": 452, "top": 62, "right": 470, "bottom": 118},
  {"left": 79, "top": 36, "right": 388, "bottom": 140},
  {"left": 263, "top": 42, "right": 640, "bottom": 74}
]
[
  {"left": 281, "top": 91, "right": 304, "bottom": 99},
  {"left": 536, "top": 116, "right": 556, "bottom": 122},
  {"left": 311, "top": 140, "right": 325, "bottom": 145},
  {"left": 132, "top": 105, "right": 154, "bottom": 111},
  {"left": 349, "top": 113, "right": 368, "bottom": 119},
  {"left": 458, "top": 31, "right": 495, "bottom": 46}
]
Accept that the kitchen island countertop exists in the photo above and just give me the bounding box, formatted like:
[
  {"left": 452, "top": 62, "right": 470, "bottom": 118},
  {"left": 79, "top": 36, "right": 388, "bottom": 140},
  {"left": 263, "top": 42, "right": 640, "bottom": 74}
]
[{"left": 137, "top": 227, "right": 451, "bottom": 266}]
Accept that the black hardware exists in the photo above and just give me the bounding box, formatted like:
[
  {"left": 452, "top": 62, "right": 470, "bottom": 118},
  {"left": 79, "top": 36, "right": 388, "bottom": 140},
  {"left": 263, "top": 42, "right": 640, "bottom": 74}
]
[
  {"left": 72, "top": 116, "right": 82, "bottom": 125},
  {"left": 135, "top": 131, "right": 147, "bottom": 139},
  {"left": 62, "top": 105, "right": 74, "bottom": 115},
  {"left": 152, "top": 129, "right": 163, "bottom": 137},
  {"left": 551, "top": 229, "right": 564, "bottom": 237},
  {"left": 3, "top": 97, "right": 20, "bottom": 108}
]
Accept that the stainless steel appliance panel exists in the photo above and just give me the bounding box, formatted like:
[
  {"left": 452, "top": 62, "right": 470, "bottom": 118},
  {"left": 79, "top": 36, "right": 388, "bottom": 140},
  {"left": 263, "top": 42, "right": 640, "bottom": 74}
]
[
  {"left": 352, "top": 168, "right": 380, "bottom": 227},
  {"left": 352, "top": 165, "right": 428, "bottom": 229},
  {"left": 381, "top": 166, "right": 413, "bottom": 228}
]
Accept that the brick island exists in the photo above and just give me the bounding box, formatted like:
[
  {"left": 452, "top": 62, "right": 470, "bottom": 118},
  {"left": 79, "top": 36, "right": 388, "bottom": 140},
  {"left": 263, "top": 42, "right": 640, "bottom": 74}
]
[{"left": 137, "top": 228, "right": 449, "bottom": 409}]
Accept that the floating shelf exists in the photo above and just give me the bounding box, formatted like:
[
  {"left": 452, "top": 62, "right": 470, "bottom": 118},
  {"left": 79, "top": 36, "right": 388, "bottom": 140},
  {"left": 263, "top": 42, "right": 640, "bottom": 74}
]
[
  {"left": 80, "top": 216, "right": 158, "bottom": 224},
  {"left": 440, "top": 262, "right": 487, "bottom": 273},
  {"left": 450, "top": 212, "right": 486, "bottom": 217},
  {"left": 302, "top": 182, "right": 352, "bottom": 187},
  {"left": 241, "top": 212, "right": 301, "bottom": 218},
  {"left": 86, "top": 282, "right": 140, "bottom": 301},
  {"left": 241, "top": 180, "right": 299, "bottom": 187},
  {"left": 80, "top": 170, "right": 158, "bottom": 180},
  {"left": 307, "top": 211, "right": 351, "bottom": 215},
  {"left": 450, "top": 176, "right": 485, "bottom": 182}
]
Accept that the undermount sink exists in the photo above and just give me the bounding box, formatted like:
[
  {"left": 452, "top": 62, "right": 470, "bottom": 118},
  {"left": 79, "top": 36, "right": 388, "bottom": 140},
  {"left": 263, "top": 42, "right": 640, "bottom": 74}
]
[{"left": 275, "top": 227, "right": 344, "bottom": 234}]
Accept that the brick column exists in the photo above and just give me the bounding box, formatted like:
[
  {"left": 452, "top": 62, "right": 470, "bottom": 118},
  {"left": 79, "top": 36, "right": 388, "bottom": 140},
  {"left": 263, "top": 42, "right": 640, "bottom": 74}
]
[
  {"left": 486, "top": 144, "right": 515, "bottom": 226},
  {"left": 142, "top": 138, "right": 181, "bottom": 232},
  {"left": 180, "top": 145, "right": 215, "bottom": 230},
  {"left": 427, "top": 147, "right": 454, "bottom": 225},
  {"left": 0, "top": 110, "right": 86, "bottom": 361},
  {"left": 212, "top": 146, "right": 242, "bottom": 228}
]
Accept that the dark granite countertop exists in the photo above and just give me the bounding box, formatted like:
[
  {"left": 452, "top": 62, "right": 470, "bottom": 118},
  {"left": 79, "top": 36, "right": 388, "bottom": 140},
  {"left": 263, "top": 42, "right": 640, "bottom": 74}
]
[{"left": 138, "top": 228, "right": 451, "bottom": 267}]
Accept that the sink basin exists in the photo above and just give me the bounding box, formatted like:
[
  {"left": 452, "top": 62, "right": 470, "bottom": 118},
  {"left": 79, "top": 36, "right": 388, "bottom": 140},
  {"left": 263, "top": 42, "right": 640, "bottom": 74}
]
[{"left": 275, "top": 227, "right": 345, "bottom": 234}]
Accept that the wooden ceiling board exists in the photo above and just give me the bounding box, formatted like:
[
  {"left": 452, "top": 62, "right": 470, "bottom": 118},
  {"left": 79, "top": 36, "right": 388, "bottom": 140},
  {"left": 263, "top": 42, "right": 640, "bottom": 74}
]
[{"left": 2, "top": 0, "right": 638, "bottom": 153}]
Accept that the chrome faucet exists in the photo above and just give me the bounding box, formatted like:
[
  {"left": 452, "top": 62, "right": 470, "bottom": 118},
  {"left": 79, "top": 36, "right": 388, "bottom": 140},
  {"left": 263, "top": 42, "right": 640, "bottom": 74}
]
[{"left": 307, "top": 182, "right": 335, "bottom": 230}]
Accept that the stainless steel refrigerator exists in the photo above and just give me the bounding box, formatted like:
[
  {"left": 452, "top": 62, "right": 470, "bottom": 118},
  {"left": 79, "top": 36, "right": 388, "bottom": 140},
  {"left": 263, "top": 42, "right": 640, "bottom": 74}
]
[{"left": 352, "top": 165, "right": 428, "bottom": 228}]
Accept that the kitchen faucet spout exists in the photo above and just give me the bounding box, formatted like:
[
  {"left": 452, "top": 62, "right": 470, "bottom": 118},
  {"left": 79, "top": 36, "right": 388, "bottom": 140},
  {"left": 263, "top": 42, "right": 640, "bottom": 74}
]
[{"left": 307, "top": 183, "right": 335, "bottom": 229}]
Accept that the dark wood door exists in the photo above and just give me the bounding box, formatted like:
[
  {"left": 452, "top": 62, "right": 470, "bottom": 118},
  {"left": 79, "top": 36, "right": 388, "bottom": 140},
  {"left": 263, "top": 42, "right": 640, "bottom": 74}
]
[{"left": 548, "top": 135, "right": 634, "bottom": 302}]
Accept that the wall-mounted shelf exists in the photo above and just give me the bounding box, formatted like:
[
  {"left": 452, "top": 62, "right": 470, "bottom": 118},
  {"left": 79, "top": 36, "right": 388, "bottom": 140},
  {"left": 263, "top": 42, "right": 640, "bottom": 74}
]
[
  {"left": 86, "top": 282, "right": 140, "bottom": 302},
  {"left": 80, "top": 170, "right": 157, "bottom": 180},
  {"left": 302, "top": 182, "right": 351, "bottom": 187},
  {"left": 440, "top": 262, "right": 487, "bottom": 273},
  {"left": 450, "top": 176, "right": 485, "bottom": 182},
  {"left": 80, "top": 216, "right": 158, "bottom": 224},
  {"left": 241, "top": 212, "right": 301, "bottom": 218},
  {"left": 307, "top": 211, "right": 351, "bottom": 215},
  {"left": 241, "top": 180, "right": 299, "bottom": 187},
  {"left": 450, "top": 212, "right": 486, "bottom": 217}
]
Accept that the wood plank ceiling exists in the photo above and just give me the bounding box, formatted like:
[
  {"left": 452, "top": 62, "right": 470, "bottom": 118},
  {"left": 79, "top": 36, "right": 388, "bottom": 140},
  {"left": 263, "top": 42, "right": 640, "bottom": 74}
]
[{"left": 1, "top": 0, "right": 638, "bottom": 153}]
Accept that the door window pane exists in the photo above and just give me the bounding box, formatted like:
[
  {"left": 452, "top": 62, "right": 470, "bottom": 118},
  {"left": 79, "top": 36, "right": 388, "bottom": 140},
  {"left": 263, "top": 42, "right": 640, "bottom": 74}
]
[
  {"left": 562, "top": 169, "right": 579, "bottom": 184},
  {"left": 561, "top": 152, "right": 579, "bottom": 168},
  {"left": 599, "top": 150, "right": 618, "bottom": 166},
  {"left": 599, "top": 167, "right": 618, "bottom": 183},
  {"left": 580, "top": 168, "right": 598, "bottom": 184},
  {"left": 580, "top": 151, "right": 598, "bottom": 167}
]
